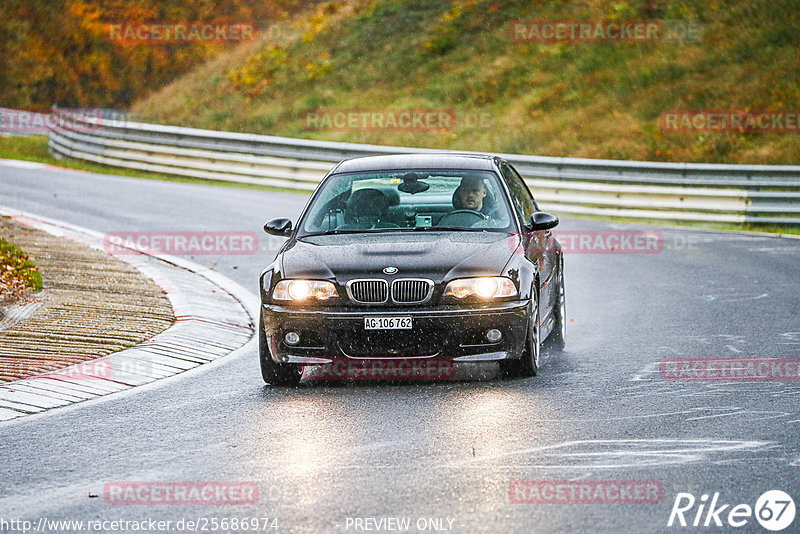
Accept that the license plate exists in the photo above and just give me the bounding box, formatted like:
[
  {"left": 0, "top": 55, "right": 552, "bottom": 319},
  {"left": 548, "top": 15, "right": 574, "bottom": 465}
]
[{"left": 364, "top": 317, "right": 412, "bottom": 330}]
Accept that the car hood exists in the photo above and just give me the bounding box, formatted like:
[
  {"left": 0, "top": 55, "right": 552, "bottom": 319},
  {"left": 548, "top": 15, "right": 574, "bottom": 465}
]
[{"left": 281, "top": 232, "right": 519, "bottom": 283}]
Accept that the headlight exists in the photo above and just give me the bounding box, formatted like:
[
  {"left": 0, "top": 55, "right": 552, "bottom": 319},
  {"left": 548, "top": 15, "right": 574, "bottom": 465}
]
[
  {"left": 272, "top": 280, "right": 338, "bottom": 302},
  {"left": 443, "top": 277, "right": 517, "bottom": 299}
]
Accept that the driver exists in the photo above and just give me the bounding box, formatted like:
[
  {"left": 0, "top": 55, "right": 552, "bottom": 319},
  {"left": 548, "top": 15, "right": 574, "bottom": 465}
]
[{"left": 453, "top": 176, "right": 496, "bottom": 218}]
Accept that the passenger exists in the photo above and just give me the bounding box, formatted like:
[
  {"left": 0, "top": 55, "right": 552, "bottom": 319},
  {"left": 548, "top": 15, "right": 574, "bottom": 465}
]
[{"left": 342, "top": 188, "right": 398, "bottom": 229}]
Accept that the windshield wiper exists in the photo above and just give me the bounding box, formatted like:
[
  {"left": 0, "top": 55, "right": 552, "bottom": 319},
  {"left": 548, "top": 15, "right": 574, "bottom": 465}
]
[
  {"left": 426, "top": 226, "right": 486, "bottom": 232},
  {"left": 304, "top": 226, "right": 490, "bottom": 236},
  {"left": 305, "top": 228, "right": 399, "bottom": 236},
  {"left": 305, "top": 229, "right": 365, "bottom": 236}
]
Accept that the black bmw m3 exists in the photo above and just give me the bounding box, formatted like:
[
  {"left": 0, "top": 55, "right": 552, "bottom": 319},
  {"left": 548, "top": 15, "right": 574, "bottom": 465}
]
[{"left": 259, "top": 154, "right": 565, "bottom": 385}]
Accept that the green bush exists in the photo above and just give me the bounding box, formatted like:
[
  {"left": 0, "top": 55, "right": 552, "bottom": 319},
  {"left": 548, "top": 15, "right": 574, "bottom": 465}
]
[{"left": 0, "top": 237, "right": 43, "bottom": 299}]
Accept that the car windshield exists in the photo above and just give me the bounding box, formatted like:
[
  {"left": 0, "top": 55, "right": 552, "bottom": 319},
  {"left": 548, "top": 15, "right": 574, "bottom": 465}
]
[{"left": 299, "top": 170, "right": 515, "bottom": 236}]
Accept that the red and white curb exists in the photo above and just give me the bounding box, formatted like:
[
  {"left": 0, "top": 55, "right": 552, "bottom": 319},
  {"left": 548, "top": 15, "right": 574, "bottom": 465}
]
[{"left": 0, "top": 206, "right": 259, "bottom": 422}]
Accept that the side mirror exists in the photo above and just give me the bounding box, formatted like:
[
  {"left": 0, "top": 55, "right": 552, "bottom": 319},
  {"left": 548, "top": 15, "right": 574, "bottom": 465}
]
[
  {"left": 528, "top": 211, "right": 559, "bottom": 231},
  {"left": 264, "top": 218, "right": 293, "bottom": 237}
]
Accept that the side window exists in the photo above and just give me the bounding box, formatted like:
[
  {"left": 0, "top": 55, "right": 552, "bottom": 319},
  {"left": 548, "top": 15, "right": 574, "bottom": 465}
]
[{"left": 501, "top": 163, "right": 537, "bottom": 225}]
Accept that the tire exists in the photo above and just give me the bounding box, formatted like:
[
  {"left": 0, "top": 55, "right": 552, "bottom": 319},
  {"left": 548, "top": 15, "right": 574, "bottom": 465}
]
[
  {"left": 499, "top": 295, "right": 540, "bottom": 378},
  {"left": 259, "top": 315, "right": 302, "bottom": 386},
  {"left": 548, "top": 255, "right": 566, "bottom": 351}
]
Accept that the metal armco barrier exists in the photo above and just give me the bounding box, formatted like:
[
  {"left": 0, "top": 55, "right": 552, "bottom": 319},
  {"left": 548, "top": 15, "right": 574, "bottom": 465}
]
[{"left": 48, "top": 110, "right": 800, "bottom": 224}]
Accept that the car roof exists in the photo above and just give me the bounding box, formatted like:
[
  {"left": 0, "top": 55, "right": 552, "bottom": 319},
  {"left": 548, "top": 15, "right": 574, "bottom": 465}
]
[{"left": 332, "top": 153, "right": 499, "bottom": 174}]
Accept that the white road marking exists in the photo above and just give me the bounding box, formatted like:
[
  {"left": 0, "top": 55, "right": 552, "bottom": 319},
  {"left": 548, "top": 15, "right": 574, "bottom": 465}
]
[
  {"left": 629, "top": 362, "right": 661, "bottom": 381},
  {"left": 744, "top": 410, "right": 795, "bottom": 421},
  {"left": 701, "top": 293, "right": 769, "bottom": 303},
  {"left": 686, "top": 410, "right": 747, "bottom": 421},
  {"left": 566, "top": 473, "right": 594, "bottom": 482},
  {"left": 430, "top": 439, "right": 774, "bottom": 470},
  {"left": 712, "top": 457, "right": 790, "bottom": 465},
  {"left": 283, "top": 436, "right": 783, "bottom": 472}
]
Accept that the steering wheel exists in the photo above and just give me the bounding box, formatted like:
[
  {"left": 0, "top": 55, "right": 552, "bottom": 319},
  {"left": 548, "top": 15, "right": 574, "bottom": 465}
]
[{"left": 437, "top": 209, "right": 487, "bottom": 228}]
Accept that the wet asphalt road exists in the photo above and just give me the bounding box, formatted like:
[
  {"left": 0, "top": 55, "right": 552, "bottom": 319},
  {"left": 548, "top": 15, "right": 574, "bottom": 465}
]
[{"left": 1, "top": 163, "right": 800, "bottom": 534}]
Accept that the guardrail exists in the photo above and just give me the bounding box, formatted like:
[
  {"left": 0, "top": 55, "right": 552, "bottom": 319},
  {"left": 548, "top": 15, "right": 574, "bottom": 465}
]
[{"left": 47, "top": 110, "right": 800, "bottom": 224}]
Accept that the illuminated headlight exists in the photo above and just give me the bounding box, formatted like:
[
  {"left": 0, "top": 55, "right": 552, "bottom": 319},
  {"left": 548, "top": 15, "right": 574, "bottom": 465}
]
[
  {"left": 443, "top": 277, "right": 517, "bottom": 299},
  {"left": 272, "top": 280, "right": 338, "bottom": 302}
]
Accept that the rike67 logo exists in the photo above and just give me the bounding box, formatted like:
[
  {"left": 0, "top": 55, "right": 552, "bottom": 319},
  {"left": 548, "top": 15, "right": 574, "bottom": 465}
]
[{"left": 668, "top": 490, "right": 796, "bottom": 531}]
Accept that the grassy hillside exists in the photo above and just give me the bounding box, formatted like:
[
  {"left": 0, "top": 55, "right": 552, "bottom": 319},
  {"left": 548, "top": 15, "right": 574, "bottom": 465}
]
[{"left": 131, "top": 0, "right": 800, "bottom": 164}]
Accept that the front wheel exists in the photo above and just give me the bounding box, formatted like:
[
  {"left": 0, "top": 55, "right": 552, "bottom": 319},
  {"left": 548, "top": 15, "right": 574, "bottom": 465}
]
[
  {"left": 499, "top": 298, "right": 540, "bottom": 378},
  {"left": 259, "top": 315, "right": 302, "bottom": 386}
]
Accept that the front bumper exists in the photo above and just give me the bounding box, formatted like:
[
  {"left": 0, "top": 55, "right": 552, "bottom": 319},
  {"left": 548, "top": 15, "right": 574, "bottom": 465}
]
[{"left": 262, "top": 301, "right": 530, "bottom": 364}]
